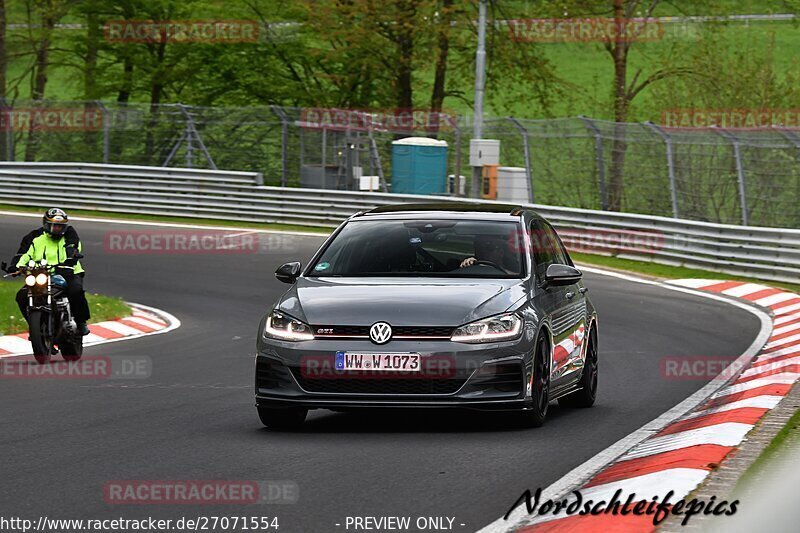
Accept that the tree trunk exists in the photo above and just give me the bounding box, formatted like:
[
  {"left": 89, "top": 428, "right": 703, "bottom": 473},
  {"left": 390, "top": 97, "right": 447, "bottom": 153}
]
[
  {"left": 85, "top": 11, "right": 99, "bottom": 100},
  {"left": 25, "top": 1, "right": 56, "bottom": 161},
  {"left": 395, "top": 0, "right": 415, "bottom": 110},
  {"left": 144, "top": 82, "right": 164, "bottom": 164},
  {"left": 84, "top": 10, "right": 100, "bottom": 159},
  {"left": 608, "top": 0, "right": 629, "bottom": 211},
  {"left": 31, "top": 16, "right": 53, "bottom": 100},
  {"left": 144, "top": 41, "right": 167, "bottom": 164},
  {"left": 116, "top": 3, "right": 135, "bottom": 103},
  {"left": 117, "top": 56, "right": 134, "bottom": 103},
  {"left": 430, "top": 0, "right": 453, "bottom": 112},
  {"left": 0, "top": 0, "right": 8, "bottom": 160}
]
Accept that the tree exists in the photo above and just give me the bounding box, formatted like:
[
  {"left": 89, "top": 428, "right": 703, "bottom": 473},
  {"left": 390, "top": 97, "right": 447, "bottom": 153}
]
[
  {"left": 0, "top": 0, "right": 7, "bottom": 160},
  {"left": 22, "top": 0, "right": 73, "bottom": 160},
  {"left": 539, "top": 0, "right": 701, "bottom": 210}
]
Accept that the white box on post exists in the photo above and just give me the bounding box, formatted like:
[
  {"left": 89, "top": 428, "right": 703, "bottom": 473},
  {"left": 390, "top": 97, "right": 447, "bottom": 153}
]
[
  {"left": 469, "top": 139, "right": 500, "bottom": 167},
  {"left": 359, "top": 175, "right": 380, "bottom": 191}
]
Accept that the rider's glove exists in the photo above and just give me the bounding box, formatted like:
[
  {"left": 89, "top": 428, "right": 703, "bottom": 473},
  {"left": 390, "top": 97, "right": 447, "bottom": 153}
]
[{"left": 0, "top": 262, "right": 17, "bottom": 275}]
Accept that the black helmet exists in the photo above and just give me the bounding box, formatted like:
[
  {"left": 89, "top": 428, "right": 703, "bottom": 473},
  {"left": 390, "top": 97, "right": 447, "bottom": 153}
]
[{"left": 43, "top": 208, "right": 69, "bottom": 237}]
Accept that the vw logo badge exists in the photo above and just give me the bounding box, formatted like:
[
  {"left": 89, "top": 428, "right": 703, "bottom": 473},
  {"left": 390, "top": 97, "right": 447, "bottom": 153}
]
[{"left": 369, "top": 322, "right": 392, "bottom": 345}]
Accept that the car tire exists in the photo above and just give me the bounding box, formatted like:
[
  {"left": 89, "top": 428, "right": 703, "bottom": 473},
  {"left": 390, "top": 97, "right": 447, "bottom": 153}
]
[
  {"left": 257, "top": 407, "right": 308, "bottom": 429},
  {"left": 558, "top": 326, "right": 598, "bottom": 408},
  {"left": 520, "top": 332, "right": 550, "bottom": 428}
]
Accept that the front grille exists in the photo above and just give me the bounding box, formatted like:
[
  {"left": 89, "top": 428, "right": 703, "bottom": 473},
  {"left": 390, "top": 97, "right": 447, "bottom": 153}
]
[
  {"left": 292, "top": 369, "right": 468, "bottom": 395},
  {"left": 256, "top": 358, "right": 294, "bottom": 390},
  {"left": 394, "top": 326, "right": 453, "bottom": 337},
  {"left": 314, "top": 325, "right": 369, "bottom": 336},
  {"left": 313, "top": 325, "right": 454, "bottom": 338}
]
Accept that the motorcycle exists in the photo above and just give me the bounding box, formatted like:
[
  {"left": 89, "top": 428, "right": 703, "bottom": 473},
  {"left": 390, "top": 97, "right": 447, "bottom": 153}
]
[{"left": 2, "top": 256, "right": 84, "bottom": 364}]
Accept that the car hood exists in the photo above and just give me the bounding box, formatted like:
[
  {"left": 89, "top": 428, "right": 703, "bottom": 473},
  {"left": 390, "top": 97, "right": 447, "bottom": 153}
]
[{"left": 276, "top": 277, "right": 527, "bottom": 326}]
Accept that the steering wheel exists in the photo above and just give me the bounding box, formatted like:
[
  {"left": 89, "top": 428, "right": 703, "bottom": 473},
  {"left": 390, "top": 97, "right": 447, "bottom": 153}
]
[{"left": 474, "top": 260, "right": 503, "bottom": 270}]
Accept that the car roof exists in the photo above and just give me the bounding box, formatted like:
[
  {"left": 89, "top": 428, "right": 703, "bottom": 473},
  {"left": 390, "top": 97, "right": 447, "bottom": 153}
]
[{"left": 360, "top": 202, "right": 539, "bottom": 220}]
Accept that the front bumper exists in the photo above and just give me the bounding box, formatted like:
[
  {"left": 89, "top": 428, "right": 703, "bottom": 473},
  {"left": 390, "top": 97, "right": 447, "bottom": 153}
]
[{"left": 255, "top": 336, "right": 535, "bottom": 411}]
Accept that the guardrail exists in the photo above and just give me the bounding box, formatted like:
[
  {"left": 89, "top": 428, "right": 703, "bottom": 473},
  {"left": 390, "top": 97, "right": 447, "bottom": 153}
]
[{"left": 1, "top": 162, "right": 798, "bottom": 284}]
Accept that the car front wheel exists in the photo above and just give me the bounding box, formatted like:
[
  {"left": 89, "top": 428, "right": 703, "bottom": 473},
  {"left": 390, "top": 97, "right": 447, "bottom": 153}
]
[
  {"left": 558, "top": 326, "right": 598, "bottom": 408},
  {"left": 520, "top": 332, "right": 550, "bottom": 428}
]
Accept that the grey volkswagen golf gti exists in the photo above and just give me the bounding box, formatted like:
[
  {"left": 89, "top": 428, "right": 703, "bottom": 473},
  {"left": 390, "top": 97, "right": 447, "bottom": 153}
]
[{"left": 255, "top": 203, "right": 598, "bottom": 428}]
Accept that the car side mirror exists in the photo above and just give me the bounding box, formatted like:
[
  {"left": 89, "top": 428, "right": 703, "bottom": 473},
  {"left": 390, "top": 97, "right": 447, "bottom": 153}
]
[
  {"left": 275, "top": 261, "right": 302, "bottom": 284},
  {"left": 544, "top": 264, "right": 582, "bottom": 287}
]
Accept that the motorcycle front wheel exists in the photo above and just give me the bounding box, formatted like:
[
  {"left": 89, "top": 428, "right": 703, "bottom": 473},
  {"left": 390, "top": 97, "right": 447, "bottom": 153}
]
[{"left": 28, "top": 310, "right": 53, "bottom": 365}]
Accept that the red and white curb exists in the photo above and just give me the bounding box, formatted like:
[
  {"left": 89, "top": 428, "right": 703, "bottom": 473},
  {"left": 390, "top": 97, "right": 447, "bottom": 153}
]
[
  {"left": 0, "top": 303, "right": 179, "bottom": 358},
  {"left": 479, "top": 275, "right": 793, "bottom": 533}
]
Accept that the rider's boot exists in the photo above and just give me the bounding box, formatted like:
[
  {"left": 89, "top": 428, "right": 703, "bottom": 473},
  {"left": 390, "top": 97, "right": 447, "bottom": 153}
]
[{"left": 77, "top": 322, "right": 90, "bottom": 336}]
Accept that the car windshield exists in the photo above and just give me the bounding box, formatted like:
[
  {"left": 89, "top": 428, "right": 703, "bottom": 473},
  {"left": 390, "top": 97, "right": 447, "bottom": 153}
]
[{"left": 308, "top": 219, "right": 525, "bottom": 278}]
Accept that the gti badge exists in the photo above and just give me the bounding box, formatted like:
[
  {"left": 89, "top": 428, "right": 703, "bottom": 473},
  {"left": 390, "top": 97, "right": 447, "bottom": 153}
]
[{"left": 369, "top": 322, "right": 392, "bottom": 345}]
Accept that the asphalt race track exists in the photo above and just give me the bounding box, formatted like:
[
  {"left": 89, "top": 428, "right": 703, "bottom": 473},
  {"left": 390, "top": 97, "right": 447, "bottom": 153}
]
[{"left": 0, "top": 213, "right": 762, "bottom": 532}]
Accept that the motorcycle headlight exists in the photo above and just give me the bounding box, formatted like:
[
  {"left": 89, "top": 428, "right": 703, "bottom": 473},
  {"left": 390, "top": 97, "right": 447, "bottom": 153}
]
[
  {"left": 35, "top": 273, "right": 48, "bottom": 285},
  {"left": 451, "top": 313, "right": 523, "bottom": 343},
  {"left": 25, "top": 275, "right": 36, "bottom": 287},
  {"left": 264, "top": 311, "right": 314, "bottom": 341}
]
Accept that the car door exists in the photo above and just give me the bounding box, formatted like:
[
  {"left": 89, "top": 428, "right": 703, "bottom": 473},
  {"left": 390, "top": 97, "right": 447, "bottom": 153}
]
[
  {"left": 529, "top": 219, "right": 569, "bottom": 387},
  {"left": 542, "top": 222, "right": 587, "bottom": 386}
]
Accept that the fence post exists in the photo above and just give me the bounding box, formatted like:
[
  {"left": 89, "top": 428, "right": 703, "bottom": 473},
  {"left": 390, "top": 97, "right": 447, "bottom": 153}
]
[
  {"left": 3, "top": 100, "right": 13, "bottom": 161},
  {"left": 180, "top": 105, "right": 194, "bottom": 168},
  {"left": 454, "top": 121, "right": 463, "bottom": 196},
  {"left": 507, "top": 117, "right": 534, "bottom": 203},
  {"left": 579, "top": 115, "right": 608, "bottom": 211},
  {"left": 96, "top": 100, "right": 110, "bottom": 164},
  {"left": 714, "top": 127, "right": 749, "bottom": 226},
  {"left": 271, "top": 105, "right": 290, "bottom": 187},
  {"left": 645, "top": 121, "right": 679, "bottom": 218},
  {"left": 322, "top": 126, "right": 327, "bottom": 169},
  {"left": 175, "top": 104, "right": 217, "bottom": 170}
]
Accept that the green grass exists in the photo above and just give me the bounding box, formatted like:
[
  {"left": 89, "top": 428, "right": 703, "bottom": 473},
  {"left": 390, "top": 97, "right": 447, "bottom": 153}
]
[
  {"left": 736, "top": 407, "right": 800, "bottom": 489},
  {"left": 0, "top": 279, "right": 131, "bottom": 335}
]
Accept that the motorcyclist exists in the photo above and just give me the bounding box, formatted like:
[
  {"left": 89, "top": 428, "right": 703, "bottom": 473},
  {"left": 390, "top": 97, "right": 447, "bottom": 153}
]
[{"left": 7, "top": 208, "right": 91, "bottom": 336}]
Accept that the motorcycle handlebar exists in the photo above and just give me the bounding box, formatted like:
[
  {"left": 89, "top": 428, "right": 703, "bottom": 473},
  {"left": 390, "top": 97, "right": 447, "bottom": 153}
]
[
  {"left": 2, "top": 250, "right": 83, "bottom": 273},
  {"left": 7, "top": 263, "right": 75, "bottom": 276}
]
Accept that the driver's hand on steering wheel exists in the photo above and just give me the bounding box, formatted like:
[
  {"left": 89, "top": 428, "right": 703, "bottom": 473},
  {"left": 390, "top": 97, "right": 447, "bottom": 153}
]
[{"left": 459, "top": 257, "right": 477, "bottom": 268}]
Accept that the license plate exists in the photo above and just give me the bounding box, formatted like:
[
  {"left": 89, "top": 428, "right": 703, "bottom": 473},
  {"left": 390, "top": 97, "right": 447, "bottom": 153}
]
[{"left": 335, "top": 352, "right": 421, "bottom": 372}]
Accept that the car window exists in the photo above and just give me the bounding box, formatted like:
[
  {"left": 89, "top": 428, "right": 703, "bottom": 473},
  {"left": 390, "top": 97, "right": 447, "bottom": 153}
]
[
  {"left": 308, "top": 219, "right": 524, "bottom": 278},
  {"left": 543, "top": 222, "right": 571, "bottom": 266},
  {"left": 530, "top": 219, "right": 554, "bottom": 282}
]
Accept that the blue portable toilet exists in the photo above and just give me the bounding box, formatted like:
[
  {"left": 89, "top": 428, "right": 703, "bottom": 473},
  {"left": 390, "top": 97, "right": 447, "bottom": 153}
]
[{"left": 391, "top": 137, "right": 448, "bottom": 195}]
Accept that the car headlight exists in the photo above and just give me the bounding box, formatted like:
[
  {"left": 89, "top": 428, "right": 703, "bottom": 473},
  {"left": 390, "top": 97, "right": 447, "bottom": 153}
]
[
  {"left": 35, "top": 273, "right": 48, "bottom": 285},
  {"left": 25, "top": 275, "right": 36, "bottom": 287},
  {"left": 264, "top": 311, "right": 314, "bottom": 341},
  {"left": 451, "top": 313, "right": 522, "bottom": 343}
]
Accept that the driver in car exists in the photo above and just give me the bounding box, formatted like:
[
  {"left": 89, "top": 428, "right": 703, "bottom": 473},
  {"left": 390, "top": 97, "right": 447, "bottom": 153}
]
[{"left": 459, "top": 234, "right": 513, "bottom": 273}]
